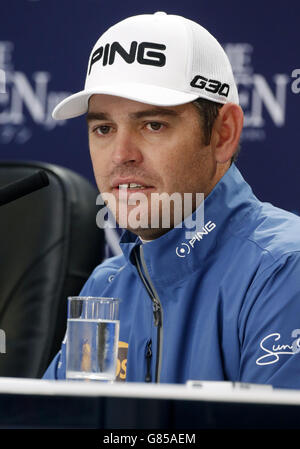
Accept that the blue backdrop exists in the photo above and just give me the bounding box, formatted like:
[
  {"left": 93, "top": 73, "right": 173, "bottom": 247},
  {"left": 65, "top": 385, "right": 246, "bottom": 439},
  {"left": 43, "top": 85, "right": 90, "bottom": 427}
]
[{"left": 1, "top": 0, "right": 300, "bottom": 220}]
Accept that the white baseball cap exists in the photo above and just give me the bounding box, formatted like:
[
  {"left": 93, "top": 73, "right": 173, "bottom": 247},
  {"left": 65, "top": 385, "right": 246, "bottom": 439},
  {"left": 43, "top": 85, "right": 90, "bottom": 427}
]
[{"left": 52, "top": 12, "right": 239, "bottom": 120}]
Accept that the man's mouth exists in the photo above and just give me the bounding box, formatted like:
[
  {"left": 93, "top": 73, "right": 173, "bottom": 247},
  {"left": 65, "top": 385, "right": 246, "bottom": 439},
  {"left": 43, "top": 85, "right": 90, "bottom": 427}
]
[
  {"left": 118, "top": 183, "right": 149, "bottom": 190},
  {"left": 115, "top": 184, "right": 155, "bottom": 199},
  {"left": 111, "top": 176, "right": 155, "bottom": 201},
  {"left": 111, "top": 179, "right": 155, "bottom": 195}
]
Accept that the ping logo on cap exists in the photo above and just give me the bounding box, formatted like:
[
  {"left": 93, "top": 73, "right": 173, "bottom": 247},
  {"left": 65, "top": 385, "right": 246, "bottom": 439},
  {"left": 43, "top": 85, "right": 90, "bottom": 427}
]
[
  {"left": 190, "top": 75, "right": 230, "bottom": 97},
  {"left": 88, "top": 41, "right": 167, "bottom": 74}
]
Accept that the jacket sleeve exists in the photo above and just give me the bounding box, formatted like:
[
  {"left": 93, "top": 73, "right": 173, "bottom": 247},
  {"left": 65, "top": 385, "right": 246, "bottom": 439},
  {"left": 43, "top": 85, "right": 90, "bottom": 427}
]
[
  {"left": 238, "top": 251, "right": 300, "bottom": 388},
  {"left": 42, "top": 338, "right": 67, "bottom": 380},
  {"left": 42, "top": 351, "right": 63, "bottom": 380}
]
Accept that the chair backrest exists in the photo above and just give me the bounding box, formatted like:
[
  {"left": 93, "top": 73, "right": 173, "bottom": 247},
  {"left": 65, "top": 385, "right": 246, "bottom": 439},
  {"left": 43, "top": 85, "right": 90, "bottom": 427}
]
[{"left": 0, "top": 161, "right": 105, "bottom": 378}]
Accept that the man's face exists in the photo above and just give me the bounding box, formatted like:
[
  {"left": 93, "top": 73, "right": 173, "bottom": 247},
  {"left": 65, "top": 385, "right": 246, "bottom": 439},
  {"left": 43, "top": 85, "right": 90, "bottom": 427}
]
[{"left": 87, "top": 94, "right": 218, "bottom": 239}]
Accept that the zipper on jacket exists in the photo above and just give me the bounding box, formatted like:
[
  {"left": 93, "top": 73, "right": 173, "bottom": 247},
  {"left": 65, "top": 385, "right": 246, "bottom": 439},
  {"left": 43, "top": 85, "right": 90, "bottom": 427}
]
[
  {"left": 133, "top": 245, "right": 163, "bottom": 383},
  {"left": 153, "top": 301, "right": 162, "bottom": 327},
  {"left": 145, "top": 340, "right": 152, "bottom": 382}
]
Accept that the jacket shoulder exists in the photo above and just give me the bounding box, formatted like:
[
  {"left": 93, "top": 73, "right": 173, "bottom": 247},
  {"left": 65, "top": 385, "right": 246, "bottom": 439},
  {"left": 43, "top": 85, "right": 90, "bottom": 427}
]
[
  {"left": 92, "top": 253, "right": 126, "bottom": 274},
  {"left": 80, "top": 254, "right": 127, "bottom": 295},
  {"left": 232, "top": 200, "right": 300, "bottom": 261},
  {"left": 251, "top": 203, "right": 300, "bottom": 257}
]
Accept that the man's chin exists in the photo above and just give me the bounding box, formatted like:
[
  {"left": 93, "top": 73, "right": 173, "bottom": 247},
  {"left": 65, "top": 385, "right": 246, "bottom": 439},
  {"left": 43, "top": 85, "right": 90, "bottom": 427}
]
[{"left": 122, "top": 224, "right": 172, "bottom": 241}]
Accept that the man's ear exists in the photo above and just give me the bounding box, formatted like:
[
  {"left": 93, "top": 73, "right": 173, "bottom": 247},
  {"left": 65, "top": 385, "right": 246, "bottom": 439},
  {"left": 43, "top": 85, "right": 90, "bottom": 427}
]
[{"left": 211, "top": 103, "right": 244, "bottom": 164}]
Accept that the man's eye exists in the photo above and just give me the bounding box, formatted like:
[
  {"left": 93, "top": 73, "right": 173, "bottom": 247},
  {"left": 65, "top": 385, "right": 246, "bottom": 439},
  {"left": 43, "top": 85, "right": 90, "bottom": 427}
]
[
  {"left": 146, "top": 122, "right": 163, "bottom": 131},
  {"left": 94, "top": 125, "right": 111, "bottom": 135}
]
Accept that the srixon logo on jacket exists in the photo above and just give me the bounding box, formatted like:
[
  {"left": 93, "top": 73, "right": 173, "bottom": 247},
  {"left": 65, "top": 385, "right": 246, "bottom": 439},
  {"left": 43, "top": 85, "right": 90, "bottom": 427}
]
[
  {"left": 176, "top": 220, "right": 216, "bottom": 258},
  {"left": 88, "top": 41, "right": 167, "bottom": 74}
]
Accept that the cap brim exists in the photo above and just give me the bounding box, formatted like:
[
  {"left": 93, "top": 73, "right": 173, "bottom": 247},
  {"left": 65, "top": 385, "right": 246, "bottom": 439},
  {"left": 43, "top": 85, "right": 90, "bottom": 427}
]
[{"left": 52, "top": 83, "right": 200, "bottom": 120}]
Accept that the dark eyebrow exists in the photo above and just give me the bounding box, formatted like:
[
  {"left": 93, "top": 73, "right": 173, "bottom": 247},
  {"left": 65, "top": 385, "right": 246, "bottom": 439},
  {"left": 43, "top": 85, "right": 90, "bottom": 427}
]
[
  {"left": 86, "top": 112, "right": 110, "bottom": 123},
  {"left": 86, "top": 108, "right": 179, "bottom": 123},
  {"left": 129, "top": 108, "right": 179, "bottom": 119}
]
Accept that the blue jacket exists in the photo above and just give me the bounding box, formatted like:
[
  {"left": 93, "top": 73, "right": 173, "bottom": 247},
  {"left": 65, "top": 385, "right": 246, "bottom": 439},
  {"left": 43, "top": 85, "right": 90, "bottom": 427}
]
[{"left": 43, "top": 164, "right": 300, "bottom": 388}]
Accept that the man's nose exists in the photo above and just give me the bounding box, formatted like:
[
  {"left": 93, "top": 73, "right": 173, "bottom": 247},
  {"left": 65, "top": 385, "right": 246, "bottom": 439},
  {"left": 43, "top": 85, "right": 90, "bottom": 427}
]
[{"left": 111, "top": 129, "right": 143, "bottom": 165}]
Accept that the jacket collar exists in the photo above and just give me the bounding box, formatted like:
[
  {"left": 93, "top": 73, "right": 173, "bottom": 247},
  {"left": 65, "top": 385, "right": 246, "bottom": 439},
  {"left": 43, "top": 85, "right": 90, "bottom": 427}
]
[{"left": 119, "top": 163, "right": 259, "bottom": 286}]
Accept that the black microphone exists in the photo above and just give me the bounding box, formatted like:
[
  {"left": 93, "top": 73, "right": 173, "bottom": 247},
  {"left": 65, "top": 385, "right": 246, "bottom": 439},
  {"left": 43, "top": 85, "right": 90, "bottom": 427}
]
[{"left": 0, "top": 170, "right": 50, "bottom": 206}]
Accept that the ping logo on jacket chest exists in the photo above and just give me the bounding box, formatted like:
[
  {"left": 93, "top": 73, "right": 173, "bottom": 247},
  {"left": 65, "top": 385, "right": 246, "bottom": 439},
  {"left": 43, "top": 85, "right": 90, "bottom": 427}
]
[{"left": 176, "top": 220, "right": 216, "bottom": 258}]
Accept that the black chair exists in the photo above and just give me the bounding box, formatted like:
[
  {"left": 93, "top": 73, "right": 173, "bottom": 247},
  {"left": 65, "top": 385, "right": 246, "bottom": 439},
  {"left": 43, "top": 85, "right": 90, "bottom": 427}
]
[{"left": 0, "top": 161, "right": 105, "bottom": 378}]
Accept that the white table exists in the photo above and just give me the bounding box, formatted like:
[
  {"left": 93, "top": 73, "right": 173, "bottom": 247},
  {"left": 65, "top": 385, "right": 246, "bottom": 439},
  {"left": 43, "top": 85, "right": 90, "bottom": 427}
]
[{"left": 0, "top": 378, "right": 299, "bottom": 429}]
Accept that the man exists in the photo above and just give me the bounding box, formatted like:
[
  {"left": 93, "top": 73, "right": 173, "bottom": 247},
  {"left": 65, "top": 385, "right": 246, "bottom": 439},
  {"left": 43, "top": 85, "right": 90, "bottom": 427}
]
[{"left": 44, "top": 12, "right": 300, "bottom": 388}]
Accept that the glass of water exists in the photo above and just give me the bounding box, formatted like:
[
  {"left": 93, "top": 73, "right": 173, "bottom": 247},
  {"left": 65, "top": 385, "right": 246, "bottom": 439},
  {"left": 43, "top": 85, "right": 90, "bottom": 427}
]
[{"left": 66, "top": 297, "right": 120, "bottom": 382}]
